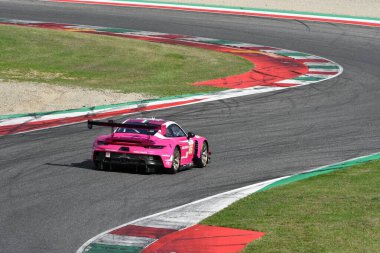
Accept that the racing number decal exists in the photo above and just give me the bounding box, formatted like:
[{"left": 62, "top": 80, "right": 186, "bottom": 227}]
[
  {"left": 179, "top": 139, "right": 193, "bottom": 159},
  {"left": 188, "top": 140, "right": 194, "bottom": 156}
]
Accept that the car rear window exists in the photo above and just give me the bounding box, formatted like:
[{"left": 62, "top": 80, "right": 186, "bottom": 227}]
[
  {"left": 115, "top": 127, "right": 158, "bottom": 135},
  {"left": 115, "top": 123, "right": 160, "bottom": 135}
]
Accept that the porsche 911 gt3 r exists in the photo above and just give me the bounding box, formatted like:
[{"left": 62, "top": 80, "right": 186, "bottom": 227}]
[{"left": 88, "top": 118, "right": 210, "bottom": 174}]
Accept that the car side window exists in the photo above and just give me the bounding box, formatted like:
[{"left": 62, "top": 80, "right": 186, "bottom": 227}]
[
  {"left": 167, "top": 124, "right": 186, "bottom": 137},
  {"left": 166, "top": 126, "right": 174, "bottom": 137}
]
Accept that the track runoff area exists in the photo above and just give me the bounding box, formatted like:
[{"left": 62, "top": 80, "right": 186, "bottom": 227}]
[{"left": 1, "top": 2, "right": 377, "bottom": 252}]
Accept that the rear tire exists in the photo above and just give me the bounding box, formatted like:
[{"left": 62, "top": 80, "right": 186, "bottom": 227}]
[
  {"left": 169, "top": 147, "right": 181, "bottom": 174},
  {"left": 195, "top": 142, "right": 209, "bottom": 168},
  {"left": 143, "top": 166, "right": 154, "bottom": 175},
  {"left": 94, "top": 161, "right": 110, "bottom": 171},
  {"left": 94, "top": 161, "right": 101, "bottom": 170}
]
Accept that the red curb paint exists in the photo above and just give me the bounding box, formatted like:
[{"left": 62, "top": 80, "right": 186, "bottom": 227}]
[
  {"left": 110, "top": 225, "right": 177, "bottom": 239},
  {"left": 49, "top": 0, "right": 380, "bottom": 28},
  {"left": 142, "top": 224, "right": 265, "bottom": 253},
  {"left": 194, "top": 53, "right": 308, "bottom": 88}
]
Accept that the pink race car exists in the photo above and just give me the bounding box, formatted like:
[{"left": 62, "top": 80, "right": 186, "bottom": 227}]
[{"left": 87, "top": 118, "right": 210, "bottom": 174}]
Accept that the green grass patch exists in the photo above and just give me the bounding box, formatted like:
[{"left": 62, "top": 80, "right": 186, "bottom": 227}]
[
  {"left": 202, "top": 160, "right": 380, "bottom": 252},
  {"left": 0, "top": 25, "right": 252, "bottom": 96}
]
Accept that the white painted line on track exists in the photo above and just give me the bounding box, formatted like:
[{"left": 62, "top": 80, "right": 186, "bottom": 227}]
[
  {"left": 275, "top": 80, "right": 311, "bottom": 85},
  {"left": 307, "top": 68, "right": 341, "bottom": 73},
  {"left": 304, "top": 62, "right": 340, "bottom": 67},
  {"left": 304, "top": 74, "right": 337, "bottom": 78}
]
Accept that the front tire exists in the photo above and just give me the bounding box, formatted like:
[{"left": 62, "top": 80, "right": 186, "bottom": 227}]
[
  {"left": 169, "top": 147, "right": 181, "bottom": 174},
  {"left": 195, "top": 142, "right": 209, "bottom": 168}
]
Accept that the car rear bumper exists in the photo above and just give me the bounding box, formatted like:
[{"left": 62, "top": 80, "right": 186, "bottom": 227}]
[{"left": 93, "top": 151, "right": 164, "bottom": 171}]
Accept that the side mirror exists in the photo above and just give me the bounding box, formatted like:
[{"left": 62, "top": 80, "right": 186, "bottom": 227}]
[{"left": 187, "top": 131, "right": 195, "bottom": 139}]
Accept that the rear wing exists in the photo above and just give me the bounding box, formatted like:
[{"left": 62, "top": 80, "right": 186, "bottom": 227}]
[
  {"left": 87, "top": 120, "right": 161, "bottom": 133},
  {"left": 88, "top": 120, "right": 128, "bottom": 129}
]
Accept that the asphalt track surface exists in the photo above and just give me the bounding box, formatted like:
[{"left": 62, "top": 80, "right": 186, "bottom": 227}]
[{"left": 1, "top": 1, "right": 380, "bottom": 252}]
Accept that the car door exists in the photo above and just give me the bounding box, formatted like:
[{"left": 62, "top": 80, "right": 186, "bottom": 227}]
[{"left": 166, "top": 124, "right": 193, "bottom": 165}]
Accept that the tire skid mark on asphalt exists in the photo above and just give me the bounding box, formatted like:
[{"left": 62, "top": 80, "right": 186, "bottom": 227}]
[{"left": 0, "top": 19, "right": 342, "bottom": 136}]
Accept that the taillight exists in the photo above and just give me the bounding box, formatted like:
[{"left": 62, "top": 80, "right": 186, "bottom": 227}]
[{"left": 145, "top": 145, "right": 165, "bottom": 149}]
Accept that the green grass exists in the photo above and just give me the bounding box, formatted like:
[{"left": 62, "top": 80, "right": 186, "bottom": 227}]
[
  {"left": 0, "top": 25, "right": 252, "bottom": 96},
  {"left": 202, "top": 161, "right": 380, "bottom": 253}
]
